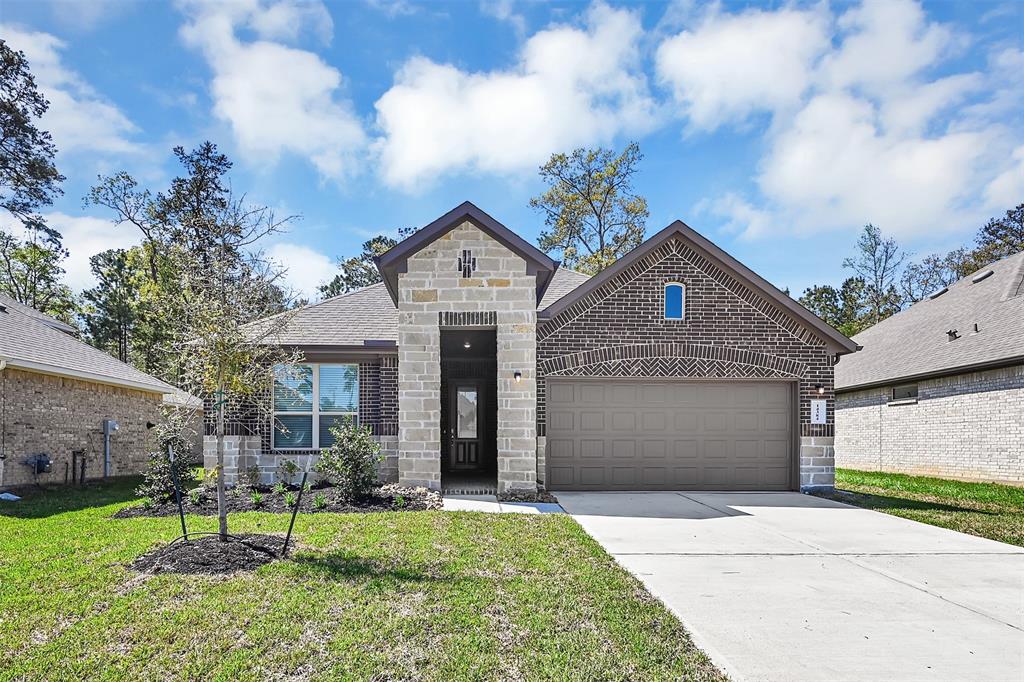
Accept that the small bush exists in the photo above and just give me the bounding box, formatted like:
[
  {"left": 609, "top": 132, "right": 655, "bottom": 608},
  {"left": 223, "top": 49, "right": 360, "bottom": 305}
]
[
  {"left": 313, "top": 493, "right": 327, "bottom": 510},
  {"left": 394, "top": 495, "right": 406, "bottom": 508},
  {"left": 315, "top": 424, "right": 382, "bottom": 502},
  {"left": 188, "top": 488, "right": 202, "bottom": 506},
  {"left": 284, "top": 491, "right": 297, "bottom": 507},
  {"left": 272, "top": 482, "right": 286, "bottom": 495},
  {"left": 135, "top": 406, "right": 201, "bottom": 502},
  {"left": 141, "top": 497, "right": 155, "bottom": 509},
  {"left": 278, "top": 459, "right": 300, "bottom": 485},
  {"left": 203, "top": 467, "right": 220, "bottom": 491},
  {"left": 250, "top": 491, "right": 264, "bottom": 506},
  {"left": 243, "top": 466, "right": 261, "bottom": 488}
]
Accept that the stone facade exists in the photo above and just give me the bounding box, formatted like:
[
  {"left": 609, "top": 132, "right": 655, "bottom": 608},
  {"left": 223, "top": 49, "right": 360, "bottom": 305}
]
[
  {"left": 0, "top": 367, "right": 163, "bottom": 488},
  {"left": 836, "top": 364, "right": 1024, "bottom": 484},
  {"left": 537, "top": 237, "right": 838, "bottom": 490},
  {"left": 397, "top": 220, "right": 537, "bottom": 492}
]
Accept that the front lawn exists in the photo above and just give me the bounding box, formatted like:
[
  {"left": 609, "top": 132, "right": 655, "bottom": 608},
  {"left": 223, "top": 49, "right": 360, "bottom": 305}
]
[
  {"left": 823, "top": 468, "right": 1024, "bottom": 547},
  {"left": 0, "top": 480, "right": 724, "bottom": 681}
]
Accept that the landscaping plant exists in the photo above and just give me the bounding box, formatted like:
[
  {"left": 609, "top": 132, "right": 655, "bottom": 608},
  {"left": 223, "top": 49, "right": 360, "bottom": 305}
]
[
  {"left": 313, "top": 493, "right": 327, "bottom": 510},
  {"left": 284, "top": 491, "right": 297, "bottom": 507},
  {"left": 250, "top": 491, "right": 264, "bottom": 507},
  {"left": 134, "top": 408, "right": 199, "bottom": 502},
  {"left": 315, "top": 424, "right": 382, "bottom": 502}
]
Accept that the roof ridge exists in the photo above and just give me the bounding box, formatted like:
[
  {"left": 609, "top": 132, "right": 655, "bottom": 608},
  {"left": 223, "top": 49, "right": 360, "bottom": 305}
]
[{"left": 246, "top": 282, "right": 389, "bottom": 328}]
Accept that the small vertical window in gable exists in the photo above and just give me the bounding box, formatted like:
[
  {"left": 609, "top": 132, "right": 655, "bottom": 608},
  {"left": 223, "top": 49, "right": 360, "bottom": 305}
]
[{"left": 664, "top": 282, "right": 685, "bottom": 320}]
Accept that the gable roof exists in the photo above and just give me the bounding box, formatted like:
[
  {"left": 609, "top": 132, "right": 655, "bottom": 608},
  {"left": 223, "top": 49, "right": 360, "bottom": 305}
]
[
  {"left": 0, "top": 293, "right": 77, "bottom": 334},
  {"left": 539, "top": 220, "right": 859, "bottom": 354},
  {"left": 836, "top": 250, "right": 1024, "bottom": 391},
  {"left": 375, "top": 201, "right": 558, "bottom": 305},
  {"left": 0, "top": 296, "right": 174, "bottom": 394},
  {"left": 246, "top": 268, "right": 592, "bottom": 350}
]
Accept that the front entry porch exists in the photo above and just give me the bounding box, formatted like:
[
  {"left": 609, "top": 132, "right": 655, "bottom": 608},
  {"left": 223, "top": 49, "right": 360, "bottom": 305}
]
[{"left": 440, "top": 329, "right": 497, "bottom": 494}]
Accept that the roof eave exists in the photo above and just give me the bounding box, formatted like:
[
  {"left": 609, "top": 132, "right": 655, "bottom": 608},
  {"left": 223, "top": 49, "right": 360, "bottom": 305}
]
[
  {"left": 836, "top": 354, "right": 1024, "bottom": 393},
  {"left": 1, "top": 357, "right": 172, "bottom": 395}
]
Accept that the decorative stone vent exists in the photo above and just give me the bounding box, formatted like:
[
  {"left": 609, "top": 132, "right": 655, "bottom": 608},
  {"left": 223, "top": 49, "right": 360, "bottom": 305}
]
[{"left": 457, "top": 249, "right": 477, "bottom": 278}]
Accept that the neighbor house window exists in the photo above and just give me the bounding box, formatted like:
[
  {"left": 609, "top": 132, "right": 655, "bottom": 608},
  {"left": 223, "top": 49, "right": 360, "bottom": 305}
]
[
  {"left": 890, "top": 384, "right": 918, "bottom": 401},
  {"left": 664, "top": 282, "right": 685, "bottom": 320},
  {"left": 273, "top": 363, "right": 358, "bottom": 449}
]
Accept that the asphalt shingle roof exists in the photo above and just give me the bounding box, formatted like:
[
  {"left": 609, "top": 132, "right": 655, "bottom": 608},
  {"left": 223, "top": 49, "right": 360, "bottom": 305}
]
[
  {"left": 255, "top": 268, "right": 592, "bottom": 347},
  {"left": 835, "top": 250, "right": 1024, "bottom": 390},
  {"left": 0, "top": 295, "right": 174, "bottom": 393},
  {"left": 0, "top": 293, "right": 77, "bottom": 334}
]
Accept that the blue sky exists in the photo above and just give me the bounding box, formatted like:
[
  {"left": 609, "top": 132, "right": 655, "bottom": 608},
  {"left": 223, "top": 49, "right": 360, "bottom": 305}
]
[{"left": 2, "top": 0, "right": 1021, "bottom": 299}]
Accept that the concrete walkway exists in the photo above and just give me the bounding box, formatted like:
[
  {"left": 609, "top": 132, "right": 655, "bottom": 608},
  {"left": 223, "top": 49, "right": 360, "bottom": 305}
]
[
  {"left": 442, "top": 494, "right": 564, "bottom": 514},
  {"left": 556, "top": 491, "right": 1024, "bottom": 682}
]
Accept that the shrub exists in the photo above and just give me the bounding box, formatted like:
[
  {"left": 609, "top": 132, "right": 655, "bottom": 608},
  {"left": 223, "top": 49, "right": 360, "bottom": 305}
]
[
  {"left": 394, "top": 495, "right": 406, "bottom": 508},
  {"left": 278, "top": 459, "right": 299, "bottom": 485},
  {"left": 284, "top": 491, "right": 297, "bottom": 507},
  {"left": 313, "top": 493, "right": 327, "bottom": 510},
  {"left": 315, "top": 424, "right": 382, "bottom": 502},
  {"left": 250, "top": 491, "right": 264, "bottom": 507},
  {"left": 188, "top": 488, "right": 202, "bottom": 506},
  {"left": 272, "top": 482, "right": 287, "bottom": 495},
  {"left": 135, "top": 412, "right": 197, "bottom": 502},
  {"left": 243, "top": 466, "right": 261, "bottom": 488},
  {"left": 202, "top": 467, "right": 220, "bottom": 491}
]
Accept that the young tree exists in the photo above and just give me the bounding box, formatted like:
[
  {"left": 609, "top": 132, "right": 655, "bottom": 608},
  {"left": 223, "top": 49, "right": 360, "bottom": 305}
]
[
  {"left": 799, "top": 277, "right": 869, "bottom": 337},
  {"left": 0, "top": 228, "right": 77, "bottom": 322},
  {"left": 531, "top": 142, "right": 648, "bottom": 274},
  {"left": 842, "top": 224, "right": 905, "bottom": 326},
  {"left": 0, "top": 40, "right": 65, "bottom": 239},
  {"left": 970, "top": 203, "right": 1024, "bottom": 267},
  {"left": 82, "top": 248, "right": 140, "bottom": 362},
  {"left": 318, "top": 230, "right": 413, "bottom": 298},
  {"left": 170, "top": 197, "right": 299, "bottom": 540}
]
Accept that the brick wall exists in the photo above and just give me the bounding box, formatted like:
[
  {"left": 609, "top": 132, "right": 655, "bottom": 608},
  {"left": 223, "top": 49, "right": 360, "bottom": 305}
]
[
  {"left": 537, "top": 236, "right": 838, "bottom": 489},
  {"left": 0, "top": 367, "right": 163, "bottom": 488},
  {"left": 836, "top": 364, "right": 1024, "bottom": 484}
]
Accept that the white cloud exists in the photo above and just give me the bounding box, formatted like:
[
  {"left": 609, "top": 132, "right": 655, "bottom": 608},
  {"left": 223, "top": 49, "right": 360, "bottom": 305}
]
[
  {"left": 1, "top": 212, "right": 142, "bottom": 292},
  {"left": 0, "top": 24, "right": 142, "bottom": 156},
  {"left": 177, "top": 0, "right": 366, "bottom": 181},
  {"left": 662, "top": 0, "right": 1023, "bottom": 239},
  {"left": 266, "top": 242, "right": 336, "bottom": 300},
  {"left": 984, "top": 145, "right": 1024, "bottom": 209},
  {"left": 655, "top": 6, "right": 830, "bottom": 130},
  {"left": 373, "top": 2, "right": 656, "bottom": 190},
  {"left": 480, "top": 0, "right": 526, "bottom": 37}
]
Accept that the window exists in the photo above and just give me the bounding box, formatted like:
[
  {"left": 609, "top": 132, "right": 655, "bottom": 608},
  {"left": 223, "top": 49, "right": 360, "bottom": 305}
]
[
  {"left": 890, "top": 384, "right": 918, "bottom": 402},
  {"left": 664, "top": 282, "right": 685, "bottom": 320},
  {"left": 273, "top": 363, "right": 358, "bottom": 449}
]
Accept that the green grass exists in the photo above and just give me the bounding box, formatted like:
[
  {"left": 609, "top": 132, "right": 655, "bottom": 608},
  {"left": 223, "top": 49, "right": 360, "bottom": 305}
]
[
  {"left": 0, "top": 480, "right": 724, "bottom": 681},
  {"left": 826, "top": 468, "right": 1024, "bottom": 546}
]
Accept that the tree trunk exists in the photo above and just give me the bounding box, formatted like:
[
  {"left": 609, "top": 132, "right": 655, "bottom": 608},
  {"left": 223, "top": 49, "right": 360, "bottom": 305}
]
[{"left": 216, "top": 391, "right": 228, "bottom": 540}]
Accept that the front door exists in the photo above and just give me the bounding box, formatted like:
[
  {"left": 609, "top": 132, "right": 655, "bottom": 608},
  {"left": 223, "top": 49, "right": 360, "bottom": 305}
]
[{"left": 447, "top": 381, "right": 483, "bottom": 470}]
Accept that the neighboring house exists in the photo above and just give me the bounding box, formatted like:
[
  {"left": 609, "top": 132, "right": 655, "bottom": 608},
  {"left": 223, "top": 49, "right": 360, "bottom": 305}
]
[
  {"left": 0, "top": 293, "right": 186, "bottom": 488},
  {"left": 212, "top": 202, "right": 857, "bottom": 494},
  {"left": 835, "top": 250, "right": 1024, "bottom": 484}
]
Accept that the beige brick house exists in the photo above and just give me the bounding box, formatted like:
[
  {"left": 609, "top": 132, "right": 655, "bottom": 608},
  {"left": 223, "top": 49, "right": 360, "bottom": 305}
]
[
  {"left": 212, "top": 202, "right": 857, "bottom": 494},
  {"left": 835, "top": 250, "right": 1024, "bottom": 484},
  {"left": 0, "top": 293, "right": 180, "bottom": 489}
]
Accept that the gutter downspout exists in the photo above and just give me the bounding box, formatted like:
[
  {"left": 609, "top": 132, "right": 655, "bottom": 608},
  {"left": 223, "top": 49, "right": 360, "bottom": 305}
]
[{"left": 0, "top": 358, "right": 7, "bottom": 488}]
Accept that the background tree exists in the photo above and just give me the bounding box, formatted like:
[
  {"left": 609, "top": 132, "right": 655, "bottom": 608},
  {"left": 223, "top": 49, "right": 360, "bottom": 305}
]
[
  {"left": 531, "top": 142, "right": 648, "bottom": 274},
  {"left": 0, "top": 229, "right": 77, "bottom": 322},
  {"left": 318, "top": 229, "right": 414, "bottom": 298},
  {"left": 970, "top": 203, "right": 1024, "bottom": 267},
  {"left": 842, "top": 224, "right": 905, "bottom": 326},
  {"left": 82, "top": 249, "right": 140, "bottom": 362},
  {"left": 799, "top": 277, "right": 869, "bottom": 337},
  {"left": 899, "top": 249, "right": 972, "bottom": 304},
  {"left": 0, "top": 39, "right": 65, "bottom": 239}
]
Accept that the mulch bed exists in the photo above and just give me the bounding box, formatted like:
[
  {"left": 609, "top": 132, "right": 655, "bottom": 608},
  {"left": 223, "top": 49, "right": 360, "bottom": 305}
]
[
  {"left": 497, "top": 490, "right": 560, "bottom": 504},
  {"left": 130, "top": 533, "right": 284, "bottom": 574},
  {"left": 114, "top": 483, "right": 442, "bottom": 519}
]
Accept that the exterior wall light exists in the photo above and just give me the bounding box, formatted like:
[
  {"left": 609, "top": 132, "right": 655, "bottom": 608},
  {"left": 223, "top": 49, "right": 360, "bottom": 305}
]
[
  {"left": 815, "top": 384, "right": 825, "bottom": 395},
  {"left": 463, "top": 340, "right": 471, "bottom": 349},
  {"left": 514, "top": 371, "right": 522, "bottom": 383}
]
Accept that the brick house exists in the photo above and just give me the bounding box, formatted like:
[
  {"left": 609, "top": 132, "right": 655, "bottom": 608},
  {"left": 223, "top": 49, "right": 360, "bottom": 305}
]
[
  {"left": 835, "top": 250, "right": 1024, "bottom": 484},
  {"left": 0, "top": 293, "right": 183, "bottom": 489},
  {"left": 211, "top": 202, "right": 857, "bottom": 493}
]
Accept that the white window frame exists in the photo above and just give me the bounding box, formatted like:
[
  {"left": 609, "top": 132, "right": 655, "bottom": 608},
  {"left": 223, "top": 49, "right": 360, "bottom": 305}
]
[
  {"left": 272, "top": 363, "right": 359, "bottom": 450},
  {"left": 664, "top": 281, "right": 686, "bottom": 321}
]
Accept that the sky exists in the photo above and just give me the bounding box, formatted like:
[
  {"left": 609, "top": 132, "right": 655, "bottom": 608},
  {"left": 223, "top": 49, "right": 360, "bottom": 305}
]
[{"left": 1, "top": 0, "right": 1021, "bottom": 300}]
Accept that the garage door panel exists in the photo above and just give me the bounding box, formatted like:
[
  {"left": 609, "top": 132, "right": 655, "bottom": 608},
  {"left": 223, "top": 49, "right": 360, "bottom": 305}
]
[{"left": 547, "top": 379, "right": 793, "bottom": 491}]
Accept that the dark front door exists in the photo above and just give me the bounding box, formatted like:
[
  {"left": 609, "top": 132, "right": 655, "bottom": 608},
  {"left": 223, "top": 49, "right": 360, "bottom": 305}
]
[{"left": 447, "top": 381, "right": 483, "bottom": 470}]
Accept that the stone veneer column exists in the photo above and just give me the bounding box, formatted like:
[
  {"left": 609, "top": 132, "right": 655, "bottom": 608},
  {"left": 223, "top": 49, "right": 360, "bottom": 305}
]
[
  {"left": 799, "top": 436, "right": 835, "bottom": 489},
  {"left": 396, "top": 221, "right": 538, "bottom": 493}
]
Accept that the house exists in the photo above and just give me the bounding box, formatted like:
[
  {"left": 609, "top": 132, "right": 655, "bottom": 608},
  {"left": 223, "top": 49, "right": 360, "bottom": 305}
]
[
  {"left": 212, "top": 202, "right": 857, "bottom": 493},
  {"left": 835, "top": 250, "right": 1024, "bottom": 484},
  {"left": 0, "top": 293, "right": 186, "bottom": 488}
]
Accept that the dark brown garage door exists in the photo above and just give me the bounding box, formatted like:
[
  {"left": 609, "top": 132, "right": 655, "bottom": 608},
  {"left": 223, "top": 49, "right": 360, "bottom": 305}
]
[{"left": 546, "top": 379, "right": 794, "bottom": 491}]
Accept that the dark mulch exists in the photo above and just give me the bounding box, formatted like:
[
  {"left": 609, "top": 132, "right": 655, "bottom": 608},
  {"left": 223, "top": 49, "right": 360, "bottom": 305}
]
[
  {"left": 114, "top": 483, "right": 442, "bottom": 519},
  {"left": 130, "top": 533, "right": 284, "bottom": 574},
  {"left": 497, "top": 489, "right": 559, "bottom": 504}
]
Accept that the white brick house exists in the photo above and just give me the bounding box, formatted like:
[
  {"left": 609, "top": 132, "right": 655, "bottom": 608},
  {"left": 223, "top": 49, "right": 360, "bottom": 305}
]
[
  {"left": 835, "top": 250, "right": 1024, "bottom": 484},
  {"left": 210, "top": 202, "right": 858, "bottom": 494}
]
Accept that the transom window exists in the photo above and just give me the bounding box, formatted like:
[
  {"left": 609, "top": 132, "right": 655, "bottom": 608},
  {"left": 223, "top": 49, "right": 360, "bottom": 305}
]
[
  {"left": 273, "top": 363, "right": 358, "bottom": 449},
  {"left": 664, "top": 282, "right": 685, "bottom": 320},
  {"left": 890, "top": 384, "right": 918, "bottom": 402}
]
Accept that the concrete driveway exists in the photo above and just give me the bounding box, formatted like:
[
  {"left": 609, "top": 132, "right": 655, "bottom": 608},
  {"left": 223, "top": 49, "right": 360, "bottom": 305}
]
[{"left": 556, "top": 491, "right": 1024, "bottom": 682}]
